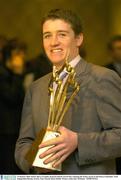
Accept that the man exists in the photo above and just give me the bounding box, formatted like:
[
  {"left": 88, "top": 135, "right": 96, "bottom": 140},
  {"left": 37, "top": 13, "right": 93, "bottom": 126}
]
[
  {"left": 0, "top": 38, "right": 25, "bottom": 174},
  {"left": 15, "top": 9, "right": 121, "bottom": 174},
  {"left": 105, "top": 35, "right": 121, "bottom": 77},
  {"left": 105, "top": 35, "right": 121, "bottom": 174}
]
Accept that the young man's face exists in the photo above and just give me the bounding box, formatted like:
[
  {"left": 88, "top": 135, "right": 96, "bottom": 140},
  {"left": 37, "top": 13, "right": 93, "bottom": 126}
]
[{"left": 42, "top": 19, "right": 83, "bottom": 68}]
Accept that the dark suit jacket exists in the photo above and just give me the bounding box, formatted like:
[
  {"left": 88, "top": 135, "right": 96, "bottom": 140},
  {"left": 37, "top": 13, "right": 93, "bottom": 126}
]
[
  {"left": 0, "top": 65, "right": 25, "bottom": 135},
  {"left": 105, "top": 62, "right": 121, "bottom": 77},
  {"left": 105, "top": 62, "right": 121, "bottom": 174},
  {"left": 15, "top": 59, "right": 121, "bottom": 174}
]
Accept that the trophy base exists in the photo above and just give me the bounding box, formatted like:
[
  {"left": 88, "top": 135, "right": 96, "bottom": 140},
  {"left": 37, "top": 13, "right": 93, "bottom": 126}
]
[{"left": 32, "top": 130, "right": 61, "bottom": 171}]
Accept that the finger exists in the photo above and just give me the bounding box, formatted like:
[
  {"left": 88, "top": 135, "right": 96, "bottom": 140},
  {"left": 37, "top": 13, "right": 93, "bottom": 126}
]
[
  {"left": 39, "top": 143, "right": 65, "bottom": 158},
  {"left": 44, "top": 148, "right": 67, "bottom": 164},
  {"left": 58, "top": 126, "right": 66, "bottom": 133},
  {"left": 52, "top": 153, "right": 69, "bottom": 168},
  {"left": 39, "top": 136, "right": 60, "bottom": 148}
]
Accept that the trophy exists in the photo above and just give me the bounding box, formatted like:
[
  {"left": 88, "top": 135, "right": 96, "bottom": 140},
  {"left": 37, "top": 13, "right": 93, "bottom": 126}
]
[{"left": 25, "top": 53, "right": 80, "bottom": 172}]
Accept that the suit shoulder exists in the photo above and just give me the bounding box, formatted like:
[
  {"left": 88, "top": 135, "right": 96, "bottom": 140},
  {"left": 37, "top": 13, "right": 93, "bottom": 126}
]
[
  {"left": 90, "top": 63, "right": 120, "bottom": 83},
  {"left": 87, "top": 63, "right": 121, "bottom": 99},
  {"left": 31, "top": 72, "right": 52, "bottom": 89}
]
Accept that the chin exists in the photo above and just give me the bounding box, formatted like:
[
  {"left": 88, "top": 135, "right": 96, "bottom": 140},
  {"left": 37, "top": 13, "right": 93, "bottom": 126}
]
[{"left": 50, "top": 59, "right": 65, "bottom": 66}]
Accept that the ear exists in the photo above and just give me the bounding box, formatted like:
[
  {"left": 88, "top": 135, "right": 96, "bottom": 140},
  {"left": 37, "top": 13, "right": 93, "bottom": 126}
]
[{"left": 76, "top": 33, "right": 83, "bottom": 47}]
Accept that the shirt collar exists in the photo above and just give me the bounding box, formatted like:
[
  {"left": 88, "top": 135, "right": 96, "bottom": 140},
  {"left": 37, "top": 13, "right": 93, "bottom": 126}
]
[
  {"left": 69, "top": 55, "right": 81, "bottom": 68},
  {"left": 53, "top": 55, "right": 81, "bottom": 73}
]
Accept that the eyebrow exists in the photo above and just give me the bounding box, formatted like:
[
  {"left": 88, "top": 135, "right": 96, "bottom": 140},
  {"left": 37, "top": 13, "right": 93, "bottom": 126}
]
[{"left": 43, "top": 30, "right": 69, "bottom": 36}]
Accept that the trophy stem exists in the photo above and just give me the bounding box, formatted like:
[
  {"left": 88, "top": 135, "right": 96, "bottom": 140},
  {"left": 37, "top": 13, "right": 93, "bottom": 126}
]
[
  {"left": 53, "top": 76, "right": 70, "bottom": 131},
  {"left": 49, "top": 81, "right": 62, "bottom": 128},
  {"left": 55, "top": 84, "right": 80, "bottom": 131}
]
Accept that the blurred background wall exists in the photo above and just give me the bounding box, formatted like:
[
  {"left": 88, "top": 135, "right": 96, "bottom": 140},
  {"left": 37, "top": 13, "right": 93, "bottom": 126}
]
[{"left": 0, "top": 0, "right": 121, "bottom": 65}]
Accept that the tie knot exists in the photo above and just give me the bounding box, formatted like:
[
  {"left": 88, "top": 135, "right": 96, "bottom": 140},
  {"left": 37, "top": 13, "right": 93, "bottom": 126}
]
[{"left": 59, "top": 70, "right": 68, "bottom": 80}]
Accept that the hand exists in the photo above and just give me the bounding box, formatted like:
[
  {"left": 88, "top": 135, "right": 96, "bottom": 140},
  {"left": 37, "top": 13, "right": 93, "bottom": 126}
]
[{"left": 39, "top": 126, "right": 78, "bottom": 168}]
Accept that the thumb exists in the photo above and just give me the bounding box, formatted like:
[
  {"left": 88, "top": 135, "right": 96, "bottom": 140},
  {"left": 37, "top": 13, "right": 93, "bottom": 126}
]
[{"left": 58, "top": 126, "right": 67, "bottom": 133}]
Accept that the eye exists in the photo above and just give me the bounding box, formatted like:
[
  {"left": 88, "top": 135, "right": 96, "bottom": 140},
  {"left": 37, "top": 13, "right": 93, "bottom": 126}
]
[
  {"left": 43, "top": 34, "right": 51, "bottom": 39},
  {"left": 58, "top": 33, "right": 67, "bottom": 37}
]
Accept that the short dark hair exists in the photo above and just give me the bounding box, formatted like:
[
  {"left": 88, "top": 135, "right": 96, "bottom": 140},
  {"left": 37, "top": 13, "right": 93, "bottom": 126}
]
[
  {"left": 108, "top": 35, "right": 121, "bottom": 50},
  {"left": 2, "top": 38, "right": 27, "bottom": 63},
  {"left": 41, "top": 9, "right": 83, "bottom": 35}
]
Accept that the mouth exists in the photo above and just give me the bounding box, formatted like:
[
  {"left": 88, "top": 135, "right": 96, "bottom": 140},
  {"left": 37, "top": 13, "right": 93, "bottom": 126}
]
[{"left": 51, "top": 48, "right": 63, "bottom": 53}]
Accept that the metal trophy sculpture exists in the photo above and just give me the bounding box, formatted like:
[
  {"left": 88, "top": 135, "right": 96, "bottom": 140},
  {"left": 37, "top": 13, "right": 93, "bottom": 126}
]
[{"left": 25, "top": 53, "right": 80, "bottom": 172}]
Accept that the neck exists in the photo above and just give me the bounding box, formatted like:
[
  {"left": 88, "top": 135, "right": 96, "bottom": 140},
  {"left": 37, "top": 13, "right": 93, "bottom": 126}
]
[
  {"left": 53, "top": 54, "right": 80, "bottom": 70},
  {"left": 53, "top": 62, "right": 65, "bottom": 71}
]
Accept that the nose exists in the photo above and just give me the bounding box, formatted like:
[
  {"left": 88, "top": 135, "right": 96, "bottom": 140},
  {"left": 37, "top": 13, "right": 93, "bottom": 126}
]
[{"left": 50, "top": 35, "right": 59, "bottom": 47}]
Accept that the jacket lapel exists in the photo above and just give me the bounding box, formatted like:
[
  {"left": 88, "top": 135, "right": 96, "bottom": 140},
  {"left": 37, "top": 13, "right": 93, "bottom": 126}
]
[
  {"left": 66, "top": 58, "right": 90, "bottom": 95},
  {"left": 61, "top": 59, "right": 91, "bottom": 128},
  {"left": 40, "top": 73, "right": 52, "bottom": 128}
]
